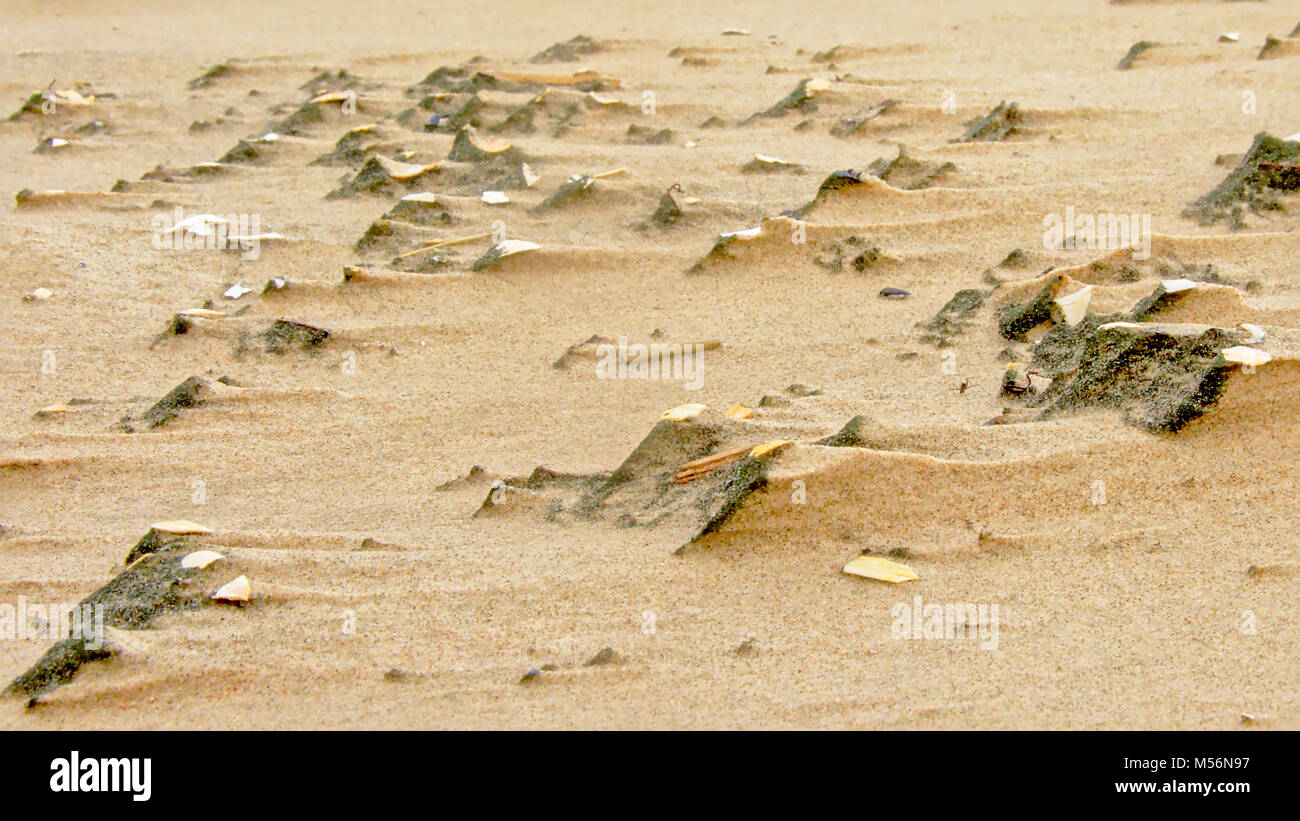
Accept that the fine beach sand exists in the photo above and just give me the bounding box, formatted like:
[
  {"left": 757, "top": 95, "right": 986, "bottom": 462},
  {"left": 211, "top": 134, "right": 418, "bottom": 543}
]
[{"left": 1, "top": 0, "right": 1297, "bottom": 729}]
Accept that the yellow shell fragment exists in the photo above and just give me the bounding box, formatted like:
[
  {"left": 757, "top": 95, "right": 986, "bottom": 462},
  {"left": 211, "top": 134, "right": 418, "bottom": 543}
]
[
  {"left": 35, "top": 404, "right": 69, "bottom": 417},
  {"left": 727, "top": 404, "right": 753, "bottom": 420},
  {"left": 748, "top": 440, "right": 792, "bottom": 459},
  {"left": 181, "top": 550, "right": 224, "bottom": 570},
  {"left": 376, "top": 155, "right": 438, "bottom": 181},
  {"left": 150, "top": 520, "right": 213, "bottom": 535},
  {"left": 310, "top": 91, "right": 353, "bottom": 104},
  {"left": 212, "top": 575, "right": 252, "bottom": 603},
  {"left": 661, "top": 403, "right": 707, "bottom": 421},
  {"left": 843, "top": 556, "right": 919, "bottom": 584}
]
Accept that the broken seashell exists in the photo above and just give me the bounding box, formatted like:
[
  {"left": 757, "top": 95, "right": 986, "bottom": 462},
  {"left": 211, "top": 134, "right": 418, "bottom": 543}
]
[
  {"left": 1098, "top": 321, "right": 1143, "bottom": 330},
  {"left": 879, "top": 287, "right": 910, "bottom": 299},
  {"left": 1221, "top": 346, "right": 1272, "bottom": 368},
  {"left": 1054, "top": 284, "right": 1093, "bottom": 326},
  {"left": 24, "top": 287, "right": 53, "bottom": 301},
  {"left": 1159, "top": 278, "right": 1198, "bottom": 293},
  {"left": 722, "top": 28, "right": 751, "bottom": 36},
  {"left": 727, "top": 404, "right": 753, "bottom": 420},
  {"left": 181, "top": 550, "right": 224, "bottom": 570},
  {"left": 661, "top": 403, "right": 707, "bottom": 422},
  {"left": 1285, "top": 132, "right": 1300, "bottom": 143},
  {"left": 1219, "top": 33, "right": 1240, "bottom": 43},
  {"left": 471, "top": 239, "right": 540, "bottom": 270},
  {"left": 1239, "top": 323, "right": 1266, "bottom": 344},
  {"left": 223, "top": 282, "right": 252, "bottom": 299},
  {"left": 748, "top": 440, "right": 792, "bottom": 458},
  {"left": 151, "top": 520, "right": 213, "bottom": 535},
  {"left": 310, "top": 90, "right": 353, "bottom": 104},
  {"left": 34, "top": 404, "right": 69, "bottom": 417},
  {"left": 719, "top": 226, "right": 761, "bottom": 240},
  {"left": 842, "top": 555, "right": 919, "bottom": 584},
  {"left": 178, "top": 308, "right": 227, "bottom": 318},
  {"left": 481, "top": 190, "right": 510, "bottom": 204},
  {"left": 376, "top": 155, "right": 438, "bottom": 181},
  {"left": 742, "top": 153, "right": 802, "bottom": 173},
  {"left": 211, "top": 575, "right": 251, "bottom": 603}
]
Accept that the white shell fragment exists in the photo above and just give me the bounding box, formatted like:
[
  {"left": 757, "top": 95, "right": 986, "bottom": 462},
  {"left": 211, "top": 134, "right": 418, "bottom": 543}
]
[
  {"left": 1222, "top": 347, "right": 1272, "bottom": 368},
  {"left": 1160, "top": 278, "right": 1198, "bottom": 293},
  {"left": 1286, "top": 132, "right": 1300, "bottom": 143},
  {"left": 24, "top": 287, "right": 53, "bottom": 301},
  {"left": 181, "top": 550, "right": 224, "bottom": 570},
  {"left": 401, "top": 192, "right": 437, "bottom": 203},
  {"left": 1219, "top": 33, "right": 1240, "bottom": 43},
  {"left": 720, "top": 226, "right": 762, "bottom": 240},
  {"left": 489, "top": 239, "right": 538, "bottom": 257},
  {"left": 150, "top": 520, "right": 213, "bottom": 535},
  {"left": 481, "top": 190, "right": 510, "bottom": 204},
  {"left": 178, "top": 308, "right": 227, "bottom": 318},
  {"left": 1098, "top": 321, "right": 1143, "bottom": 330},
  {"left": 722, "top": 28, "right": 751, "bottom": 36},
  {"left": 1239, "top": 323, "right": 1266, "bottom": 344},
  {"left": 211, "top": 575, "right": 252, "bottom": 603},
  {"left": 223, "top": 282, "right": 252, "bottom": 299},
  {"left": 472, "top": 239, "right": 540, "bottom": 270},
  {"left": 1054, "top": 285, "right": 1094, "bottom": 327}
]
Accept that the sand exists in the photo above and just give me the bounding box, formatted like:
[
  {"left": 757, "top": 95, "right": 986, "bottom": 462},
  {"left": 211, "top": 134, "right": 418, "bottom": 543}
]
[{"left": 1, "top": 0, "right": 1297, "bottom": 729}]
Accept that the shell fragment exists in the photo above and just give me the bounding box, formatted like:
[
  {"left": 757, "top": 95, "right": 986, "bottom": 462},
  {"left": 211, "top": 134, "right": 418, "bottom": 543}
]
[
  {"left": 181, "top": 550, "right": 224, "bottom": 570},
  {"left": 842, "top": 555, "right": 919, "bottom": 584},
  {"left": 661, "top": 403, "right": 707, "bottom": 422},
  {"left": 1054, "top": 284, "right": 1093, "bottom": 327},
  {"left": 749, "top": 440, "right": 792, "bottom": 458},
  {"left": 1239, "top": 323, "right": 1266, "bottom": 344},
  {"left": 1222, "top": 346, "right": 1272, "bottom": 368},
  {"left": 150, "top": 520, "right": 213, "bottom": 535},
  {"left": 212, "top": 575, "right": 252, "bottom": 603}
]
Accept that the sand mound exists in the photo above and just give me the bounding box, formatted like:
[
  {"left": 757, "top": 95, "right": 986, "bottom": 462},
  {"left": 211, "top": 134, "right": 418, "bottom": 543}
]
[
  {"left": 6, "top": 528, "right": 248, "bottom": 698},
  {"left": 1184, "top": 133, "right": 1300, "bottom": 228}
]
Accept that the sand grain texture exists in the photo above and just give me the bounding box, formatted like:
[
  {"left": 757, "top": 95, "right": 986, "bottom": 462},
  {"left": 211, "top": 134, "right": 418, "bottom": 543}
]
[{"left": 0, "top": 0, "right": 1297, "bottom": 729}]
